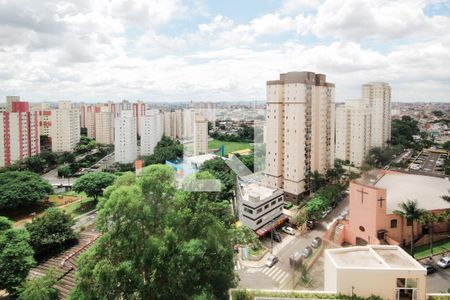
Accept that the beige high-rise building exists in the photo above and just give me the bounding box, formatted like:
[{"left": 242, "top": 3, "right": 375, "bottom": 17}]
[
  {"left": 193, "top": 115, "right": 208, "bottom": 156},
  {"left": 362, "top": 82, "right": 391, "bottom": 148},
  {"left": 183, "top": 108, "right": 196, "bottom": 140},
  {"left": 335, "top": 82, "right": 391, "bottom": 167},
  {"left": 163, "top": 110, "right": 183, "bottom": 140},
  {"left": 265, "top": 71, "right": 335, "bottom": 202},
  {"left": 49, "top": 101, "right": 80, "bottom": 152},
  {"left": 335, "top": 100, "right": 371, "bottom": 167},
  {"left": 95, "top": 107, "right": 114, "bottom": 145},
  {"left": 114, "top": 110, "right": 137, "bottom": 164}
]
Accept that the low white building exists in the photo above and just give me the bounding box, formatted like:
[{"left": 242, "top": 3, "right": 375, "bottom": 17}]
[
  {"left": 114, "top": 110, "right": 137, "bottom": 164},
  {"left": 236, "top": 175, "right": 284, "bottom": 232},
  {"left": 324, "top": 245, "right": 426, "bottom": 300}
]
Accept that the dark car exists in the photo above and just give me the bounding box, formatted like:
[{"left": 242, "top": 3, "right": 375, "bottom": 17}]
[
  {"left": 423, "top": 263, "right": 436, "bottom": 275},
  {"left": 311, "top": 237, "right": 322, "bottom": 248},
  {"left": 273, "top": 231, "right": 282, "bottom": 243},
  {"left": 306, "top": 220, "right": 315, "bottom": 230}
]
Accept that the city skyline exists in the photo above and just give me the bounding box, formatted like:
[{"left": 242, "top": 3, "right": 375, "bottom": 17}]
[{"left": 1, "top": 0, "right": 450, "bottom": 103}]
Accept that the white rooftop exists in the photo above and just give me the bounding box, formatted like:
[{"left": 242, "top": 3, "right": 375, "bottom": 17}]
[
  {"left": 185, "top": 154, "right": 217, "bottom": 167},
  {"left": 374, "top": 173, "right": 450, "bottom": 214},
  {"left": 241, "top": 182, "right": 279, "bottom": 203},
  {"left": 327, "top": 245, "right": 425, "bottom": 270}
]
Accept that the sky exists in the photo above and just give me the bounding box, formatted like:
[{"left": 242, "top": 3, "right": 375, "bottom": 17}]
[{"left": 1, "top": 0, "right": 450, "bottom": 103}]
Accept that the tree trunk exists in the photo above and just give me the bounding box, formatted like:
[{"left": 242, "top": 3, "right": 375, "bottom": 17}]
[
  {"left": 410, "top": 222, "right": 414, "bottom": 256},
  {"left": 430, "top": 223, "right": 434, "bottom": 256}
]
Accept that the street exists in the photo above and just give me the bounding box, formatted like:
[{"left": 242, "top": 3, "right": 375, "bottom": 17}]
[{"left": 236, "top": 197, "right": 349, "bottom": 290}]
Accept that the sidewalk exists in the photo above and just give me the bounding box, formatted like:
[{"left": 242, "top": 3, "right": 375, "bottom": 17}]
[{"left": 239, "top": 234, "right": 296, "bottom": 268}]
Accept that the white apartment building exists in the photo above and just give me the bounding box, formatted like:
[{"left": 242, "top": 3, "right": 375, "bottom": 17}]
[
  {"left": 114, "top": 111, "right": 137, "bottom": 164},
  {"left": 335, "top": 82, "right": 391, "bottom": 167},
  {"left": 0, "top": 100, "right": 40, "bottom": 167},
  {"left": 140, "top": 110, "right": 163, "bottom": 156},
  {"left": 193, "top": 115, "right": 208, "bottom": 155},
  {"left": 335, "top": 100, "right": 371, "bottom": 167},
  {"left": 324, "top": 245, "right": 426, "bottom": 299},
  {"left": 265, "top": 71, "right": 335, "bottom": 203},
  {"left": 95, "top": 107, "right": 114, "bottom": 145},
  {"left": 49, "top": 102, "right": 80, "bottom": 152},
  {"left": 183, "top": 108, "right": 196, "bottom": 140},
  {"left": 363, "top": 82, "right": 391, "bottom": 148}
]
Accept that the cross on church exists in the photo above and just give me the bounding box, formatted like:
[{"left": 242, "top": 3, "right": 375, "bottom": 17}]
[
  {"left": 377, "top": 196, "right": 385, "bottom": 208},
  {"left": 357, "top": 188, "right": 368, "bottom": 203}
]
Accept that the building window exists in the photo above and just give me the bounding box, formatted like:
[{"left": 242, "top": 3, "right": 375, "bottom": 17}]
[
  {"left": 407, "top": 219, "right": 413, "bottom": 226},
  {"left": 390, "top": 219, "right": 397, "bottom": 228},
  {"left": 256, "top": 208, "right": 262, "bottom": 214},
  {"left": 244, "top": 207, "right": 253, "bottom": 214},
  {"left": 278, "top": 197, "right": 283, "bottom": 203},
  {"left": 256, "top": 219, "right": 262, "bottom": 225},
  {"left": 271, "top": 200, "right": 276, "bottom": 206}
]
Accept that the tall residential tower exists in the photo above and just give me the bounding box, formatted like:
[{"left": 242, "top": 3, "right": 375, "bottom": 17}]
[{"left": 265, "top": 71, "right": 335, "bottom": 202}]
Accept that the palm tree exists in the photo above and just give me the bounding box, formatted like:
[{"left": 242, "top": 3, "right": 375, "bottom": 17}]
[{"left": 393, "top": 200, "right": 426, "bottom": 256}]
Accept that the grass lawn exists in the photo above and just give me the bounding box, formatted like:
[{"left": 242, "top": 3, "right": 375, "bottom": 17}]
[
  {"left": 414, "top": 237, "right": 450, "bottom": 260},
  {"left": 60, "top": 198, "right": 97, "bottom": 218},
  {"left": 208, "top": 139, "right": 252, "bottom": 156}
]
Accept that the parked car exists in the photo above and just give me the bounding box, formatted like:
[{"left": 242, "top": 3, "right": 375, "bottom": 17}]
[
  {"left": 437, "top": 257, "right": 450, "bottom": 269},
  {"left": 273, "top": 231, "right": 282, "bottom": 243},
  {"left": 302, "top": 246, "right": 313, "bottom": 258},
  {"left": 282, "top": 226, "right": 295, "bottom": 235},
  {"left": 422, "top": 263, "right": 437, "bottom": 275},
  {"left": 283, "top": 201, "right": 293, "bottom": 209},
  {"left": 311, "top": 237, "right": 322, "bottom": 248},
  {"left": 266, "top": 255, "right": 278, "bottom": 268},
  {"left": 306, "top": 220, "right": 315, "bottom": 230},
  {"left": 321, "top": 207, "right": 332, "bottom": 219}
]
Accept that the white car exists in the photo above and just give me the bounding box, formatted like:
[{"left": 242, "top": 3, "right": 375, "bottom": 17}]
[
  {"left": 282, "top": 226, "right": 295, "bottom": 235},
  {"left": 266, "top": 255, "right": 278, "bottom": 268},
  {"left": 437, "top": 257, "right": 450, "bottom": 269}
]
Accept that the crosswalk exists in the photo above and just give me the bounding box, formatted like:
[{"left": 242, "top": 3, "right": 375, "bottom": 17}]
[
  {"left": 260, "top": 265, "right": 290, "bottom": 286},
  {"left": 234, "top": 260, "right": 243, "bottom": 270}
]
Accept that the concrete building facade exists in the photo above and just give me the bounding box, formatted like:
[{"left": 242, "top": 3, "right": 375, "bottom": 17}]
[
  {"left": 193, "top": 115, "right": 208, "bottom": 155},
  {"left": 0, "top": 100, "right": 40, "bottom": 167},
  {"left": 140, "top": 110, "right": 163, "bottom": 156},
  {"left": 49, "top": 101, "right": 80, "bottom": 152},
  {"left": 95, "top": 107, "right": 114, "bottom": 145},
  {"left": 335, "top": 100, "right": 372, "bottom": 167},
  {"left": 363, "top": 82, "right": 391, "bottom": 148},
  {"left": 324, "top": 245, "right": 426, "bottom": 299},
  {"left": 114, "top": 111, "right": 137, "bottom": 164},
  {"left": 265, "top": 71, "right": 335, "bottom": 202}
]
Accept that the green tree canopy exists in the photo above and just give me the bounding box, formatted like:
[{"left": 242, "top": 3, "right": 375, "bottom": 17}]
[
  {"left": 24, "top": 156, "right": 47, "bottom": 174},
  {"left": 393, "top": 200, "right": 426, "bottom": 255},
  {"left": 70, "top": 164, "right": 236, "bottom": 299},
  {"left": 142, "top": 136, "right": 183, "bottom": 165},
  {"left": 19, "top": 270, "right": 59, "bottom": 300},
  {"left": 72, "top": 172, "right": 116, "bottom": 201},
  {"left": 25, "top": 208, "right": 77, "bottom": 259},
  {"left": 0, "top": 217, "right": 35, "bottom": 294},
  {"left": 306, "top": 195, "right": 330, "bottom": 220},
  {"left": 0, "top": 171, "right": 53, "bottom": 210}
]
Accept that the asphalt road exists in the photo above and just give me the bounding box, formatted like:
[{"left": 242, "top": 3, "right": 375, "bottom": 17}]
[{"left": 237, "top": 197, "right": 349, "bottom": 290}]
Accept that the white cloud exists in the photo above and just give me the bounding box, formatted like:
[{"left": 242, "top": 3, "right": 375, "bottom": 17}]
[{"left": 279, "top": 0, "right": 323, "bottom": 14}]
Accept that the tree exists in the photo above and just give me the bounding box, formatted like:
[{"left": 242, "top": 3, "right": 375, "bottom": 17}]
[
  {"left": 40, "top": 151, "right": 58, "bottom": 167},
  {"left": 0, "top": 171, "right": 53, "bottom": 210},
  {"left": 393, "top": 200, "right": 426, "bottom": 255},
  {"left": 419, "top": 212, "right": 446, "bottom": 257},
  {"left": 306, "top": 195, "right": 330, "bottom": 220},
  {"left": 57, "top": 166, "right": 71, "bottom": 178},
  {"left": 25, "top": 208, "right": 77, "bottom": 259},
  {"left": 70, "top": 165, "right": 236, "bottom": 299},
  {"left": 72, "top": 172, "right": 116, "bottom": 201},
  {"left": 308, "top": 171, "right": 326, "bottom": 194},
  {"left": 390, "top": 116, "right": 420, "bottom": 148},
  {"left": 142, "top": 136, "right": 183, "bottom": 165},
  {"left": 58, "top": 152, "right": 76, "bottom": 164},
  {"left": 19, "top": 270, "right": 59, "bottom": 300},
  {"left": 24, "top": 156, "right": 47, "bottom": 174},
  {"left": 0, "top": 217, "right": 35, "bottom": 294},
  {"left": 432, "top": 110, "right": 444, "bottom": 117}
]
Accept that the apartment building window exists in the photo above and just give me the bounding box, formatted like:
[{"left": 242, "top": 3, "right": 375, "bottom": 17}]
[
  {"left": 244, "top": 207, "right": 253, "bottom": 214},
  {"left": 390, "top": 219, "right": 397, "bottom": 228},
  {"left": 256, "top": 208, "right": 262, "bottom": 214},
  {"left": 264, "top": 204, "right": 269, "bottom": 209},
  {"left": 256, "top": 219, "right": 262, "bottom": 225},
  {"left": 271, "top": 200, "right": 276, "bottom": 206},
  {"left": 278, "top": 197, "right": 283, "bottom": 203}
]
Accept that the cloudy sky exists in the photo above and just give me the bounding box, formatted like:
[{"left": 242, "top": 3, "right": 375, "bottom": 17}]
[{"left": 1, "top": 0, "right": 450, "bottom": 103}]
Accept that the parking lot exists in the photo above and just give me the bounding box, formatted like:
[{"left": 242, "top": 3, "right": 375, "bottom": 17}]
[{"left": 408, "top": 150, "right": 447, "bottom": 174}]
